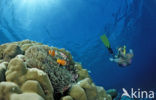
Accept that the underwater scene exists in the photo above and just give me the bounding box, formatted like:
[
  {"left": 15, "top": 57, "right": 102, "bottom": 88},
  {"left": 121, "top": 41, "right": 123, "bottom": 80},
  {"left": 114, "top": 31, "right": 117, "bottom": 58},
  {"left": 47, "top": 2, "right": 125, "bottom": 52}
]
[{"left": 0, "top": 0, "right": 156, "bottom": 100}]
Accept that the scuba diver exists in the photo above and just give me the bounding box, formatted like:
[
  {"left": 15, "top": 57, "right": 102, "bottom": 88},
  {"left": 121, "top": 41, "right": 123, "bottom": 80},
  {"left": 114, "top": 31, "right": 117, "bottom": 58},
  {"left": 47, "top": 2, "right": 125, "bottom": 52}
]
[{"left": 100, "top": 34, "right": 134, "bottom": 67}]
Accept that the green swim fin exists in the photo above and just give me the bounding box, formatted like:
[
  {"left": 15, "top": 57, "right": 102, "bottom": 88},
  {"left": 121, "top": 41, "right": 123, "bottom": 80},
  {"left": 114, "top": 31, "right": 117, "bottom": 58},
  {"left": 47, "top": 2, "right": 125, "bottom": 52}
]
[{"left": 100, "top": 34, "right": 110, "bottom": 48}]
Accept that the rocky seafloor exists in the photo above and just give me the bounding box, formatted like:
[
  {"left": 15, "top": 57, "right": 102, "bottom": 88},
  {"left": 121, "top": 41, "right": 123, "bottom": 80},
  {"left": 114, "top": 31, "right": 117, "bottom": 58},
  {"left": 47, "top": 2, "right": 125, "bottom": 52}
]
[{"left": 0, "top": 40, "right": 118, "bottom": 100}]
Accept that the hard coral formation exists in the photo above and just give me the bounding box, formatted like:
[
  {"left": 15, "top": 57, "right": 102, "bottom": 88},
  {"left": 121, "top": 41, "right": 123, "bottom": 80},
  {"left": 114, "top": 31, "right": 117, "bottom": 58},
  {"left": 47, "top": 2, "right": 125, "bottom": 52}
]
[
  {"left": 10, "top": 93, "right": 44, "bottom": 100},
  {"left": 96, "top": 86, "right": 112, "bottom": 100},
  {"left": 0, "top": 62, "right": 7, "bottom": 82},
  {"left": 60, "top": 96, "right": 73, "bottom": 100},
  {"left": 3, "top": 44, "right": 23, "bottom": 61},
  {"left": 0, "top": 40, "right": 115, "bottom": 100},
  {"left": 78, "top": 78, "right": 97, "bottom": 100},
  {"left": 69, "top": 84, "right": 87, "bottom": 100},
  {"left": 6, "top": 57, "right": 54, "bottom": 100},
  {"left": 107, "top": 89, "right": 118, "bottom": 99},
  {"left": 74, "top": 63, "right": 91, "bottom": 81},
  {"left": 67, "top": 78, "right": 112, "bottom": 100},
  {"left": 25, "top": 45, "right": 74, "bottom": 93},
  {"left": 0, "top": 82, "right": 22, "bottom": 100}
]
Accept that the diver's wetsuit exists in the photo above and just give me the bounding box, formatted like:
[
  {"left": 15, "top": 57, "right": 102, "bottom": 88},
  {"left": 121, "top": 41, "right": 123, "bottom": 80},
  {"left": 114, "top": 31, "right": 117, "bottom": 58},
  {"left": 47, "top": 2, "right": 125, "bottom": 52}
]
[
  {"left": 108, "top": 47, "right": 114, "bottom": 55},
  {"left": 107, "top": 47, "right": 115, "bottom": 57}
]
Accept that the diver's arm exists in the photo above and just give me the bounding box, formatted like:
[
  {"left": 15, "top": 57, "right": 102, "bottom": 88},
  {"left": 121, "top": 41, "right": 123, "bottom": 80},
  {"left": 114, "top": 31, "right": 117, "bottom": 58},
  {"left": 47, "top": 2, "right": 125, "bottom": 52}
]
[
  {"left": 129, "top": 49, "right": 134, "bottom": 57},
  {"left": 129, "top": 49, "right": 133, "bottom": 54},
  {"left": 109, "top": 58, "right": 114, "bottom": 62}
]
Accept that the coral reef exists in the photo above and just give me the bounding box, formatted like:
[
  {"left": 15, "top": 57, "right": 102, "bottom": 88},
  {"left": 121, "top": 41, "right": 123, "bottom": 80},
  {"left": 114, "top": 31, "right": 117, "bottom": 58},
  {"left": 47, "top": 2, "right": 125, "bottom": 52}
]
[
  {"left": 6, "top": 57, "right": 54, "bottom": 100},
  {"left": 107, "top": 89, "right": 118, "bottom": 99},
  {"left": 60, "top": 96, "right": 73, "bottom": 100},
  {"left": 10, "top": 93, "right": 44, "bottom": 100},
  {"left": 0, "top": 62, "right": 7, "bottom": 82},
  {"left": 25, "top": 45, "right": 74, "bottom": 93},
  {"left": 0, "top": 40, "right": 115, "bottom": 100}
]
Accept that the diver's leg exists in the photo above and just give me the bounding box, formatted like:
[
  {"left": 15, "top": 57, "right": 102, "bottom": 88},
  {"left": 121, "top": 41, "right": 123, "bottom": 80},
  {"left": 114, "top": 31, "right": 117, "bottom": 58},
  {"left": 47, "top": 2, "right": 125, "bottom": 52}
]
[
  {"left": 109, "top": 58, "right": 120, "bottom": 63},
  {"left": 113, "top": 59, "right": 120, "bottom": 62}
]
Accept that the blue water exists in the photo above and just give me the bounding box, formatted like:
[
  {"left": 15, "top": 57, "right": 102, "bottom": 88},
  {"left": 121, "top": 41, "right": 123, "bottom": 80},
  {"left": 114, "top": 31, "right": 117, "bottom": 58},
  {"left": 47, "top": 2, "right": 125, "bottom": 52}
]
[{"left": 0, "top": 0, "right": 156, "bottom": 92}]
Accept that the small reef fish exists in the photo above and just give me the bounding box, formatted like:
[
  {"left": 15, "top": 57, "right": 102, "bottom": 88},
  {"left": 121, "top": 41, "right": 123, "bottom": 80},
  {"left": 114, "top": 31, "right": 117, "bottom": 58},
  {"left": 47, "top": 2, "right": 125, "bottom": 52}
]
[
  {"left": 60, "top": 52, "right": 67, "bottom": 59},
  {"left": 57, "top": 59, "right": 67, "bottom": 66},
  {"left": 49, "top": 50, "right": 55, "bottom": 56}
]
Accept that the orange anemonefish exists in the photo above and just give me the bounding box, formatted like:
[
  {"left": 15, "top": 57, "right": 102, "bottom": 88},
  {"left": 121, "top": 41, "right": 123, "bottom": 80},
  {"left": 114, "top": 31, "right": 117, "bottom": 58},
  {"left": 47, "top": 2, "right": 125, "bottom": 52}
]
[
  {"left": 49, "top": 50, "right": 55, "bottom": 56},
  {"left": 57, "top": 59, "right": 67, "bottom": 66}
]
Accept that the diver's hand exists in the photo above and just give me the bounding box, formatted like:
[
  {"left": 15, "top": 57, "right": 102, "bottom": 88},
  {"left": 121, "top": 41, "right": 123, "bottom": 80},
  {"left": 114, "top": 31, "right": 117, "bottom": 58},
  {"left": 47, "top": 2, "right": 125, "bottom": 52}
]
[{"left": 109, "top": 58, "right": 114, "bottom": 62}]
